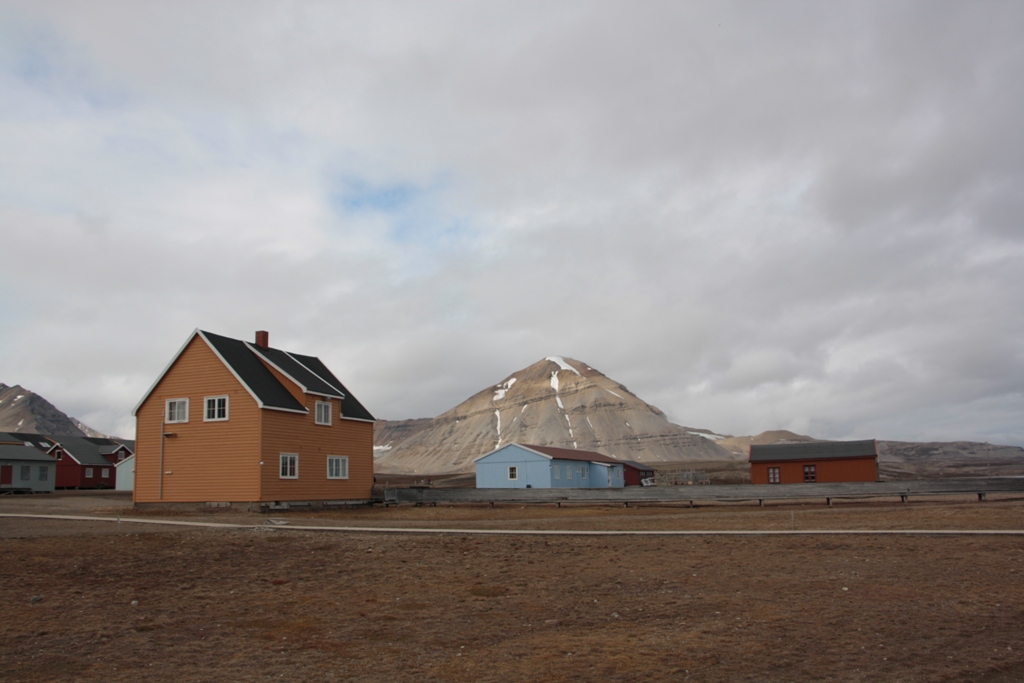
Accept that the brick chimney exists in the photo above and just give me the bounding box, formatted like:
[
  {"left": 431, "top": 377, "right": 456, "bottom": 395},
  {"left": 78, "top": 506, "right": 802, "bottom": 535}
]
[{"left": 255, "top": 330, "right": 269, "bottom": 349}]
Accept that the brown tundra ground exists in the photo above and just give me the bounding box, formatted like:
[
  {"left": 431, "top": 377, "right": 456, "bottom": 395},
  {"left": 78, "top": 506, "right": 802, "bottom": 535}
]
[{"left": 1, "top": 491, "right": 1023, "bottom": 682}]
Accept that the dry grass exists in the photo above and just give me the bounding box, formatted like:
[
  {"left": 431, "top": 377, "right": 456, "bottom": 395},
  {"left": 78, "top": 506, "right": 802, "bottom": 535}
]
[{"left": 1, "top": 497, "right": 1023, "bottom": 682}]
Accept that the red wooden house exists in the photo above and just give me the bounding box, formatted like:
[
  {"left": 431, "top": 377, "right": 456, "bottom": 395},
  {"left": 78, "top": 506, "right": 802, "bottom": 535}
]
[
  {"left": 749, "top": 440, "right": 878, "bottom": 484},
  {"left": 47, "top": 435, "right": 134, "bottom": 489},
  {"left": 618, "top": 459, "right": 656, "bottom": 486}
]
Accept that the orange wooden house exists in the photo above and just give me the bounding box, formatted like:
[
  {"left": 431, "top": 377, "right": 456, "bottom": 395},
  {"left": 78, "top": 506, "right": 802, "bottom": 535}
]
[
  {"left": 132, "top": 329, "right": 375, "bottom": 506},
  {"left": 749, "top": 440, "right": 878, "bottom": 485}
]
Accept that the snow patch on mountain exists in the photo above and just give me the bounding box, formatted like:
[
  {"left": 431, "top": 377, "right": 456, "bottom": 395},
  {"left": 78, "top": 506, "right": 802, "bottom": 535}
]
[
  {"left": 493, "top": 378, "right": 516, "bottom": 401},
  {"left": 546, "top": 356, "right": 580, "bottom": 375}
]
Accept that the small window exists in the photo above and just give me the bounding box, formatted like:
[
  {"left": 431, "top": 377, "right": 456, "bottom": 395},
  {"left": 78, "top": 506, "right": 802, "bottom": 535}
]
[
  {"left": 508, "top": 466, "right": 518, "bottom": 480},
  {"left": 327, "top": 456, "right": 348, "bottom": 479},
  {"left": 280, "top": 453, "right": 298, "bottom": 479},
  {"left": 101, "top": 468, "right": 110, "bottom": 478},
  {"left": 166, "top": 398, "right": 189, "bottom": 423},
  {"left": 803, "top": 465, "right": 816, "bottom": 483},
  {"left": 315, "top": 401, "right": 332, "bottom": 426},
  {"left": 20, "top": 465, "right": 31, "bottom": 481},
  {"left": 38, "top": 465, "right": 48, "bottom": 482},
  {"left": 85, "top": 467, "right": 94, "bottom": 478},
  {"left": 204, "top": 396, "right": 229, "bottom": 421},
  {"left": 566, "top": 465, "right": 572, "bottom": 480},
  {"left": 553, "top": 464, "right": 560, "bottom": 480},
  {"left": 118, "top": 452, "right": 125, "bottom": 461},
  {"left": 768, "top": 467, "right": 780, "bottom": 484}
]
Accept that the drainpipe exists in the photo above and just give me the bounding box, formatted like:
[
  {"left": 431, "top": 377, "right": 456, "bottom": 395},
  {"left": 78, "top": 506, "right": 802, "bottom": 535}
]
[{"left": 159, "top": 421, "right": 165, "bottom": 500}]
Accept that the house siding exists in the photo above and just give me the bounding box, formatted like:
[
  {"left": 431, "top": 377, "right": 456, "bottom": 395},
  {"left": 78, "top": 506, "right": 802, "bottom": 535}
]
[
  {"left": 0, "top": 459, "right": 55, "bottom": 493},
  {"left": 259, "top": 394, "right": 374, "bottom": 502},
  {"left": 475, "top": 445, "right": 625, "bottom": 489},
  {"left": 476, "top": 445, "right": 552, "bottom": 488},
  {"left": 134, "top": 336, "right": 262, "bottom": 503},
  {"left": 750, "top": 457, "right": 877, "bottom": 485}
]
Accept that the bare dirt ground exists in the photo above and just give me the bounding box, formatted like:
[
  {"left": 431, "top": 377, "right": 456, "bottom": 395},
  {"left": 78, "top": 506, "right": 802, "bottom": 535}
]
[{"left": 2, "top": 492, "right": 1024, "bottom": 682}]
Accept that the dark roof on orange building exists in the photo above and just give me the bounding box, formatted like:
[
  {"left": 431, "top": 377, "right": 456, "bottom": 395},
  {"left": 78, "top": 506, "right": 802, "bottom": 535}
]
[
  {"left": 749, "top": 439, "right": 877, "bottom": 463},
  {"left": 134, "top": 330, "right": 375, "bottom": 422}
]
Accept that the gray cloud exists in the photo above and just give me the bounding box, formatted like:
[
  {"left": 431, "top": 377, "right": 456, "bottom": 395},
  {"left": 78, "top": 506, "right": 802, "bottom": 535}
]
[{"left": 1, "top": 1, "right": 1022, "bottom": 446}]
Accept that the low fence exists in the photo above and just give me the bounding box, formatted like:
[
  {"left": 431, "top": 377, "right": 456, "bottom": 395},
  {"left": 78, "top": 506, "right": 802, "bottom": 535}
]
[{"left": 382, "top": 478, "right": 1024, "bottom": 507}]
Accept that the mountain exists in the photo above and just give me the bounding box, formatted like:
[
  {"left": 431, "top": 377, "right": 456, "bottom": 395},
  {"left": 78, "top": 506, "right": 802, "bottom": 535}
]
[
  {"left": 0, "top": 383, "right": 92, "bottom": 436},
  {"left": 373, "top": 356, "right": 738, "bottom": 474}
]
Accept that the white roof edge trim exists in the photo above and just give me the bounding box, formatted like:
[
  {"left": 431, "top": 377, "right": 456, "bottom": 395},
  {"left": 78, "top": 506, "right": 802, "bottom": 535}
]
[
  {"left": 132, "top": 328, "right": 202, "bottom": 416},
  {"left": 338, "top": 416, "right": 375, "bottom": 423},
  {"left": 198, "top": 332, "right": 269, "bottom": 410},
  {"left": 284, "top": 351, "right": 347, "bottom": 399},
  {"left": 472, "top": 443, "right": 553, "bottom": 463},
  {"left": 244, "top": 344, "right": 345, "bottom": 401},
  {"left": 243, "top": 342, "right": 310, "bottom": 395},
  {"left": 262, "top": 405, "right": 310, "bottom": 415}
]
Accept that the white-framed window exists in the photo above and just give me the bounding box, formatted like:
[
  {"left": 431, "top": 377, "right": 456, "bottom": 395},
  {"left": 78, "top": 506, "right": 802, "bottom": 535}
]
[
  {"left": 803, "top": 465, "right": 816, "bottom": 483},
  {"left": 204, "top": 395, "right": 229, "bottom": 421},
  {"left": 166, "top": 398, "right": 189, "bottom": 423},
  {"left": 768, "top": 467, "right": 780, "bottom": 484},
  {"left": 20, "top": 465, "right": 30, "bottom": 481},
  {"left": 315, "top": 401, "right": 332, "bottom": 426},
  {"left": 508, "top": 466, "right": 518, "bottom": 480},
  {"left": 553, "top": 464, "right": 560, "bottom": 480},
  {"left": 279, "top": 453, "right": 298, "bottom": 479},
  {"left": 85, "top": 468, "right": 94, "bottom": 478},
  {"left": 101, "top": 468, "right": 110, "bottom": 478},
  {"left": 38, "top": 465, "right": 48, "bottom": 481},
  {"left": 118, "top": 452, "right": 125, "bottom": 461},
  {"left": 327, "top": 456, "right": 349, "bottom": 479},
  {"left": 566, "top": 465, "right": 572, "bottom": 480}
]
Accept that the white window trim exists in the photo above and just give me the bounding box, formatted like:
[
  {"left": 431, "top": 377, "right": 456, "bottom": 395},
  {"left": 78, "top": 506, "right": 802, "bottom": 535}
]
[
  {"left": 327, "top": 455, "right": 349, "bottom": 480},
  {"left": 85, "top": 467, "right": 94, "bottom": 478},
  {"left": 204, "top": 395, "right": 229, "bottom": 422},
  {"left": 165, "top": 398, "right": 190, "bottom": 424},
  {"left": 101, "top": 468, "right": 110, "bottom": 478},
  {"left": 508, "top": 466, "right": 518, "bottom": 480},
  {"left": 279, "top": 453, "right": 299, "bottom": 479},
  {"left": 315, "top": 400, "right": 332, "bottom": 426}
]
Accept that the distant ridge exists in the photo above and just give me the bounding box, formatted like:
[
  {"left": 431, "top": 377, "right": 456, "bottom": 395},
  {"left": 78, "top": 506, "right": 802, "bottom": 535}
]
[
  {"left": 374, "top": 356, "right": 738, "bottom": 474},
  {"left": 0, "top": 383, "right": 101, "bottom": 437}
]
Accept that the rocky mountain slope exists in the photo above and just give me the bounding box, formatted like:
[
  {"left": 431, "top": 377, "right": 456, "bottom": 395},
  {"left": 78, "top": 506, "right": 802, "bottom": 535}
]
[
  {"left": 0, "top": 383, "right": 90, "bottom": 436},
  {"left": 373, "top": 356, "right": 738, "bottom": 474}
]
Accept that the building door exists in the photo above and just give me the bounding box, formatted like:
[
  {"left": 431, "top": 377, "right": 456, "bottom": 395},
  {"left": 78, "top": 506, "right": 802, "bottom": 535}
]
[{"left": 0, "top": 465, "right": 11, "bottom": 486}]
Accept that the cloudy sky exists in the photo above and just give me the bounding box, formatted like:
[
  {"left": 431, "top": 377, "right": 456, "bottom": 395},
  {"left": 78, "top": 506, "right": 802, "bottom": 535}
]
[{"left": 1, "top": 1, "right": 1022, "bottom": 446}]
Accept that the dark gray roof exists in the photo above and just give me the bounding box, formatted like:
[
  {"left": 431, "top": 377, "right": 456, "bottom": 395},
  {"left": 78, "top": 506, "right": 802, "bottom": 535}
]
[
  {"left": 289, "top": 352, "right": 375, "bottom": 422},
  {"left": 48, "top": 435, "right": 130, "bottom": 466},
  {"left": 201, "top": 331, "right": 375, "bottom": 421},
  {"left": 0, "top": 432, "right": 56, "bottom": 451},
  {"left": 248, "top": 345, "right": 345, "bottom": 399},
  {"left": 618, "top": 459, "right": 655, "bottom": 472},
  {"left": 749, "top": 439, "right": 877, "bottom": 463},
  {"left": 0, "top": 443, "right": 55, "bottom": 463},
  {"left": 201, "top": 331, "right": 307, "bottom": 413}
]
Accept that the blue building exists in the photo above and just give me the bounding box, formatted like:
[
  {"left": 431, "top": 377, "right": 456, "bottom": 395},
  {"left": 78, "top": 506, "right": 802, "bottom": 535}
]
[{"left": 474, "top": 443, "right": 626, "bottom": 489}]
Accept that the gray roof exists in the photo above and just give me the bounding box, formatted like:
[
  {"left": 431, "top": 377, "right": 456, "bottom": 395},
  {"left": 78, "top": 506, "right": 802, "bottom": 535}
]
[
  {"left": 0, "top": 443, "right": 56, "bottom": 463},
  {"left": 203, "top": 331, "right": 375, "bottom": 421},
  {"left": 49, "top": 436, "right": 131, "bottom": 466},
  {"left": 134, "top": 329, "right": 376, "bottom": 421},
  {"left": 749, "top": 439, "right": 877, "bottom": 463},
  {"left": 0, "top": 432, "right": 56, "bottom": 451}
]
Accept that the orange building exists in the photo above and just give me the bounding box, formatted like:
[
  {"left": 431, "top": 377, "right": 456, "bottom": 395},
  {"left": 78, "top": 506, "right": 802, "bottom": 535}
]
[
  {"left": 749, "top": 440, "right": 878, "bottom": 485},
  {"left": 133, "top": 329, "right": 375, "bottom": 506}
]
